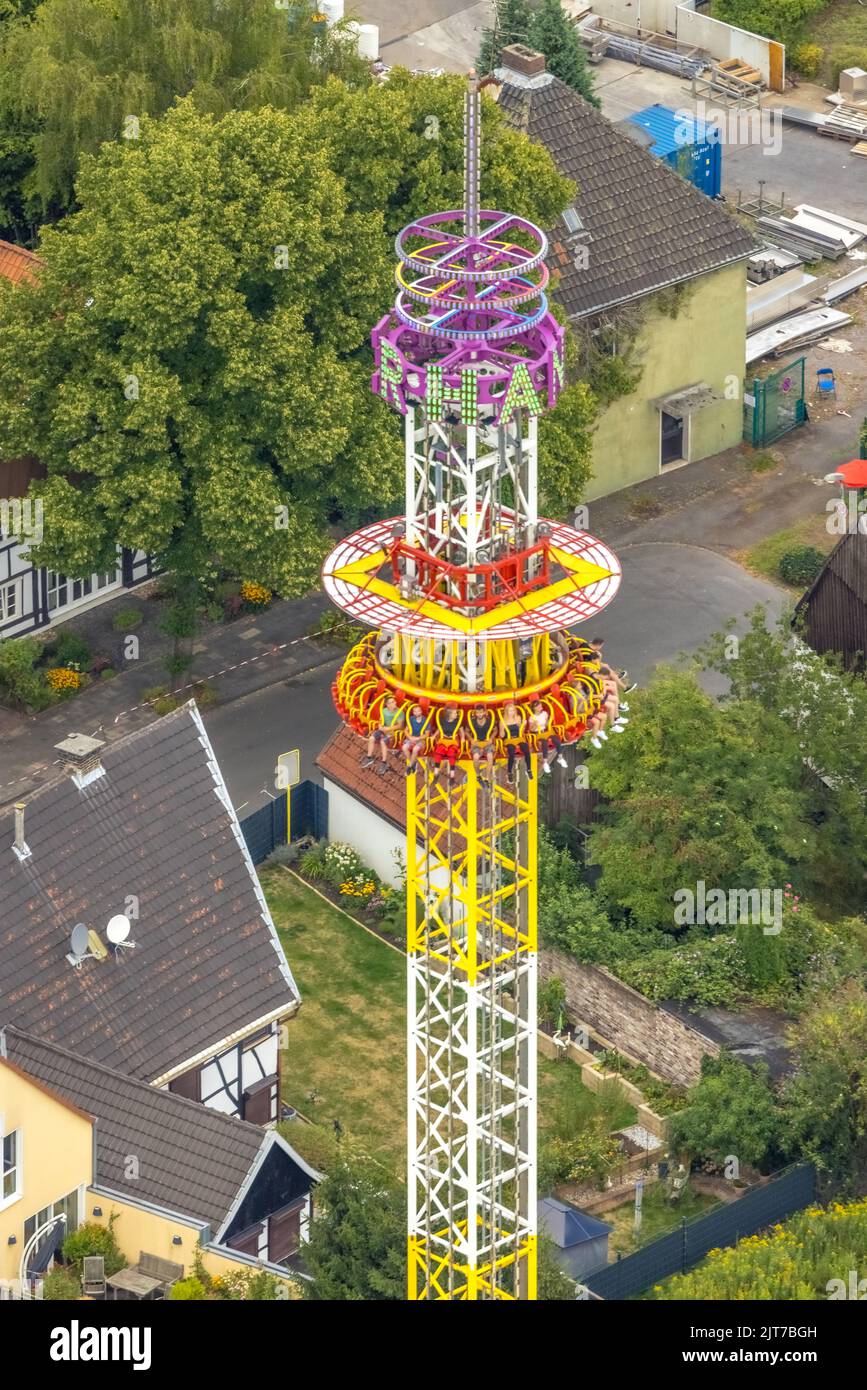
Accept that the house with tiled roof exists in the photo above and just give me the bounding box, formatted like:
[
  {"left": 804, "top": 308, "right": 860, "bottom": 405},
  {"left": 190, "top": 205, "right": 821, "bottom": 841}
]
[
  {"left": 0, "top": 703, "right": 299, "bottom": 1118},
  {"left": 492, "top": 46, "right": 756, "bottom": 499},
  {"left": 0, "top": 243, "right": 153, "bottom": 638},
  {"left": 0, "top": 704, "right": 316, "bottom": 1290},
  {"left": 0, "top": 1026, "right": 318, "bottom": 1288}
]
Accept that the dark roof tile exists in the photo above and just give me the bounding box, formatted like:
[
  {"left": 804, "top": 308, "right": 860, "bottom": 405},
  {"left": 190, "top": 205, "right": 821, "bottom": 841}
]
[
  {"left": 0, "top": 704, "right": 298, "bottom": 1082},
  {"left": 495, "top": 71, "right": 756, "bottom": 317}
]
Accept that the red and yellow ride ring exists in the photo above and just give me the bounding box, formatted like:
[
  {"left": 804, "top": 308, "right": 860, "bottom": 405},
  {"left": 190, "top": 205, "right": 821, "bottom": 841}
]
[{"left": 332, "top": 632, "right": 611, "bottom": 759}]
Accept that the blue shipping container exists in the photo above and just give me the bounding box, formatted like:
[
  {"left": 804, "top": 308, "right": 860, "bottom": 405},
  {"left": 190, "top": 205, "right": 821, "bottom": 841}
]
[{"left": 626, "top": 103, "right": 722, "bottom": 199}]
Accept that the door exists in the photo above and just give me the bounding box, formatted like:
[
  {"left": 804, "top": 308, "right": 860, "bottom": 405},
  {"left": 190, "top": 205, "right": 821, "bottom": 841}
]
[{"left": 660, "top": 412, "right": 684, "bottom": 466}]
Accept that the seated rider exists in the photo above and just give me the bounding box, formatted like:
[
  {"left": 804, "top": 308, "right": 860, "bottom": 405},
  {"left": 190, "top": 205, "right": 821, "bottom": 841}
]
[
  {"left": 528, "top": 699, "right": 568, "bottom": 775},
  {"left": 361, "top": 694, "right": 404, "bottom": 775},
  {"left": 433, "top": 703, "right": 462, "bottom": 782},
  {"left": 467, "top": 704, "right": 495, "bottom": 780},
  {"left": 499, "top": 701, "right": 533, "bottom": 783},
  {"left": 403, "top": 703, "right": 428, "bottom": 775}
]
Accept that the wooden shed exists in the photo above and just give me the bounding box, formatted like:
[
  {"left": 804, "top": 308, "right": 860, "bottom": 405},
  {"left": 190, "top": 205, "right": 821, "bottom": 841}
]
[{"left": 795, "top": 533, "right": 867, "bottom": 672}]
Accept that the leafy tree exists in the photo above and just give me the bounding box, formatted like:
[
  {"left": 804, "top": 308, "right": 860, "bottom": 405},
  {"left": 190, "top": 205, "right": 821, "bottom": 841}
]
[
  {"left": 782, "top": 987, "right": 867, "bottom": 1184},
  {"left": 669, "top": 1052, "right": 781, "bottom": 1171},
  {"left": 586, "top": 668, "right": 810, "bottom": 932},
  {"left": 0, "top": 0, "right": 371, "bottom": 223},
  {"left": 701, "top": 609, "right": 867, "bottom": 911},
  {"left": 538, "top": 1232, "right": 578, "bottom": 1300},
  {"left": 478, "top": 0, "right": 532, "bottom": 75},
  {"left": 0, "top": 77, "right": 580, "bottom": 598},
  {"left": 529, "top": 0, "right": 598, "bottom": 104},
  {"left": 304, "top": 1160, "right": 405, "bottom": 1301},
  {"left": 711, "top": 0, "right": 825, "bottom": 48}
]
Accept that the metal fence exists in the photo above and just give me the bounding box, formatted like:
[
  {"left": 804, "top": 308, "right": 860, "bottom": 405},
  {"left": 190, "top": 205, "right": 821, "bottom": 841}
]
[
  {"left": 582, "top": 1163, "right": 816, "bottom": 1300},
  {"left": 744, "top": 357, "right": 806, "bottom": 448},
  {"left": 239, "top": 780, "right": 328, "bottom": 865}
]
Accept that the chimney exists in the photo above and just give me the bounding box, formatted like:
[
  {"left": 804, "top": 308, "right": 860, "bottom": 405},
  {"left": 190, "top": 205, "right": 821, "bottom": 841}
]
[
  {"left": 12, "top": 802, "right": 31, "bottom": 863},
  {"left": 500, "top": 44, "right": 547, "bottom": 79},
  {"left": 55, "top": 732, "right": 106, "bottom": 790}
]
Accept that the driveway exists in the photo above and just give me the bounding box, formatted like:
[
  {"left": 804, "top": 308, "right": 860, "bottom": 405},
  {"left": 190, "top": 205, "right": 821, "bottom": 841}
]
[{"left": 586, "top": 541, "right": 786, "bottom": 696}]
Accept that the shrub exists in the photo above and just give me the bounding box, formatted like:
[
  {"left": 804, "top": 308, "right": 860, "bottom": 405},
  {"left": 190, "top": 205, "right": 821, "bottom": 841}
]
[
  {"left": 42, "top": 1266, "right": 83, "bottom": 1300},
  {"left": 538, "top": 975, "right": 566, "bottom": 1028},
  {"left": 830, "top": 45, "right": 867, "bottom": 88},
  {"left": 240, "top": 579, "right": 272, "bottom": 607},
  {"left": 152, "top": 694, "right": 180, "bottom": 715},
  {"left": 649, "top": 1199, "right": 867, "bottom": 1300},
  {"left": 49, "top": 631, "right": 92, "bottom": 668},
  {"left": 321, "top": 841, "right": 364, "bottom": 887},
  {"left": 192, "top": 680, "right": 218, "bottom": 710},
  {"left": 62, "top": 1218, "right": 125, "bottom": 1276},
  {"left": 169, "top": 1276, "right": 207, "bottom": 1300},
  {"left": 100, "top": 666, "right": 117, "bottom": 680},
  {"left": 791, "top": 42, "right": 823, "bottom": 78},
  {"left": 0, "top": 636, "right": 57, "bottom": 710},
  {"left": 142, "top": 684, "right": 169, "bottom": 703},
  {"left": 298, "top": 838, "right": 331, "bottom": 880},
  {"left": 778, "top": 544, "right": 825, "bottom": 587},
  {"left": 45, "top": 666, "right": 82, "bottom": 694},
  {"left": 339, "top": 871, "right": 377, "bottom": 903},
  {"left": 616, "top": 934, "right": 749, "bottom": 1007},
  {"left": 538, "top": 1131, "right": 623, "bottom": 1193},
  {"left": 111, "top": 606, "right": 143, "bottom": 631}
]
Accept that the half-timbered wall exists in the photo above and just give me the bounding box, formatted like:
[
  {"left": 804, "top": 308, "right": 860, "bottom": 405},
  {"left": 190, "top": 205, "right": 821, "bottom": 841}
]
[
  {"left": 169, "top": 1024, "right": 280, "bottom": 1124},
  {"left": 0, "top": 537, "right": 155, "bottom": 640}
]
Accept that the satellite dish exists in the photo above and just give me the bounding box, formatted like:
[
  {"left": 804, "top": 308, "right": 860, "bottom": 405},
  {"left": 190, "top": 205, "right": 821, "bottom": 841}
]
[
  {"left": 106, "top": 914, "right": 131, "bottom": 945},
  {"left": 70, "top": 923, "right": 89, "bottom": 957}
]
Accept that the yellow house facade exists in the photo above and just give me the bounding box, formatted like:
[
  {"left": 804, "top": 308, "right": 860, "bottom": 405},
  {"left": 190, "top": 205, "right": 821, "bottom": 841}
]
[
  {"left": 585, "top": 262, "right": 748, "bottom": 500},
  {"left": 0, "top": 1058, "right": 92, "bottom": 1286},
  {"left": 1, "top": 1028, "right": 317, "bottom": 1298}
]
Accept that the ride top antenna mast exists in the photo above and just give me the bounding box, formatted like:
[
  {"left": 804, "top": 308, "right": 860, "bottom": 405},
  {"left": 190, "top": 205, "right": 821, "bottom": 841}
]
[{"left": 323, "top": 73, "right": 621, "bottom": 1300}]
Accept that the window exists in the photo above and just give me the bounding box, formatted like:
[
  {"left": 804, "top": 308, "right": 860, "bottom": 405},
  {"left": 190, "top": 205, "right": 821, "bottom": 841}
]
[
  {"left": 24, "top": 1188, "right": 80, "bottom": 1245},
  {"left": 2, "top": 1130, "right": 20, "bottom": 1204},
  {"left": 47, "top": 569, "right": 117, "bottom": 613},
  {"left": 0, "top": 579, "right": 20, "bottom": 624}
]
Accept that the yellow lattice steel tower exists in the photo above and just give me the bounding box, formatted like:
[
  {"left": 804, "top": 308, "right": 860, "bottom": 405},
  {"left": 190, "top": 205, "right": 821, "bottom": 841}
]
[{"left": 323, "top": 74, "right": 621, "bottom": 1299}]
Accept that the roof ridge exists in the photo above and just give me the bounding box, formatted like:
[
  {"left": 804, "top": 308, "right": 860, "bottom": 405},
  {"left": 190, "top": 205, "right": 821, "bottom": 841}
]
[{"left": 2, "top": 1021, "right": 268, "bottom": 1138}]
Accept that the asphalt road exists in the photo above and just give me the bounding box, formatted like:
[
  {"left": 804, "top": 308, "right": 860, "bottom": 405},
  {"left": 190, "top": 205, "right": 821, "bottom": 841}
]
[{"left": 202, "top": 543, "right": 786, "bottom": 813}]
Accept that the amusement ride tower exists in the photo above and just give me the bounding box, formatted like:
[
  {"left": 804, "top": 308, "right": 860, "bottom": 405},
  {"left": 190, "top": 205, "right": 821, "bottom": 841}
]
[{"left": 323, "top": 74, "right": 621, "bottom": 1300}]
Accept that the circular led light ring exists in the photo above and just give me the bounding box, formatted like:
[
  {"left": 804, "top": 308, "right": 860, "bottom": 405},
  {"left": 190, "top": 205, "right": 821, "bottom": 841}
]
[
  {"left": 396, "top": 219, "right": 549, "bottom": 282},
  {"left": 395, "top": 262, "right": 549, "bottom": 310},
  {"left": 393, "top": 291, "right": 550, "bottom": 341}
]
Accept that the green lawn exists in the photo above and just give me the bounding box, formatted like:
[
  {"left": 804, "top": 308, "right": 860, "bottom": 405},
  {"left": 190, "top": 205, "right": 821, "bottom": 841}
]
[
  {"left": 738, "top": 514, "right": 836, "bottom": 587},
  {"left": 263, "top": 867, "right": 406, "bottom": 1172},
  {"left": 538, "top": 1056, "right": 635, "bottom": 1143},
  {"left": 606, "top": 1182, "right": 719, "bottom": 1259},
  {"left": 803, "top": 1, "right": 867, "bottom": 86},
  {"left": 264, "top": 867, "right": 629, "bottom": 1176}
]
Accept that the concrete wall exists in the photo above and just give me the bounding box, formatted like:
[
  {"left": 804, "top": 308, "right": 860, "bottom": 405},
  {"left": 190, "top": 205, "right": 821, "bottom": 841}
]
[
  {"left": 586, "top": 0, "right": 683, "bottom": 32},
  {"left": 584, "top": 261, "right": 747, "bottom": 501},
  {"left": 675, "top": 7, "right": 785, "bottom": 89},
  {"left": 0, "top": 1062, "right": 93, "bottom": 1282},
  {"left": 540, "top": 948, "right": 719, "bottom": 1084}
]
